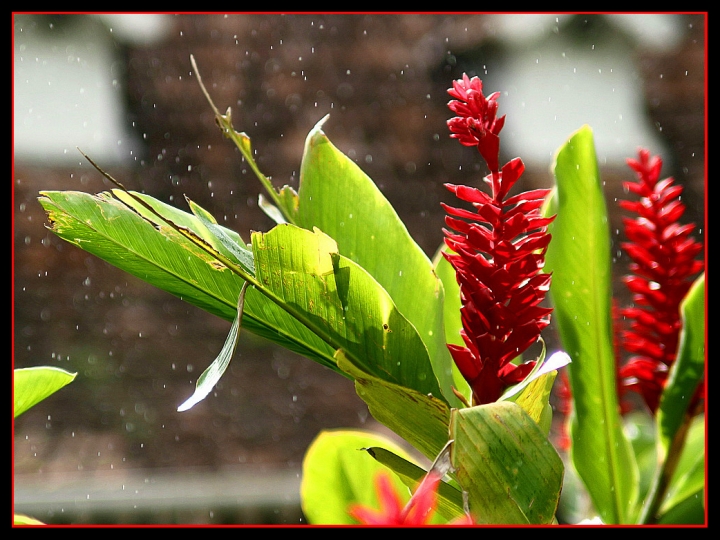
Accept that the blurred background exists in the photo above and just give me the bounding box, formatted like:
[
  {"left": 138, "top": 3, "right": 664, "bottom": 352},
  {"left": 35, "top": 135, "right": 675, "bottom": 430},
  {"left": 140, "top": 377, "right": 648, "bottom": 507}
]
[{"left": 13, "top": 13, "right": 705, "bottom": 524}]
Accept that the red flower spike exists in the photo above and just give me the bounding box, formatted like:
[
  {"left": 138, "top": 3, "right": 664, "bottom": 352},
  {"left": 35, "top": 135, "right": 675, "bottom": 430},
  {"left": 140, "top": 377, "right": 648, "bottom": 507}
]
[
  {"left": 618, "top": 148, "right": 704, "bottom": 414},
  {"left": 443, "top": 74, "right": 555, "bottom": 405},
  {"left": 447, "top": 74, "right": 506, "bottom": 175},
  {"left": 348, "top": 470, "right": 473, "bottom": 526}
]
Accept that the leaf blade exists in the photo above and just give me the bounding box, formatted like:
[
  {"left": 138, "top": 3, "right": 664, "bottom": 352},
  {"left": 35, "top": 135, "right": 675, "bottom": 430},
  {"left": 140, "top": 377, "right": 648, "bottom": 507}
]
[
  {"left": 251, "top": 224, "right": 444, "bottom": 399},
  {"left": 14, "top": 367, "right": 76, "bottom": 418},
  {"left": 295, "top": 123, "right": 458, "bottom": 405},
  {"left": 177, "top": 283, "right": 248, "bottom": 412},
  {"left": 543, "top": 125, "right": 638, "bottom": 523},
  {"left": 450, "top": 401, "right": 564, "bottom": 524},
  {"left": 38, "top": 190, "right": 339, "bottom": 371}
]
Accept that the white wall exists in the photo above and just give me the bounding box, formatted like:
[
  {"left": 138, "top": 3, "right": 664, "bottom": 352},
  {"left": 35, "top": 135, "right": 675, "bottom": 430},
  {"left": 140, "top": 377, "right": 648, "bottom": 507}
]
[
  {"left": 13, "top": 14, "right": 171, "bottom": 166},
  {"left": 478, "top": 14, "right": 684, "bottom": 168}
]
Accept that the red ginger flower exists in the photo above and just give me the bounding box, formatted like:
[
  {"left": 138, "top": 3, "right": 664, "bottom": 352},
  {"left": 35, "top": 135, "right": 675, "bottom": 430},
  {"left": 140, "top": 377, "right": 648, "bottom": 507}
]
[
  {"left": 447, "top": 73, "right": 506, "bottom": 175},
  {"left": 348, "top": 470, "right": 473, "bottom": 526},
  {"left": 618, "top": 148, "right": 704, "bottom": 413},
  {"left": 443, "top": 75, "right": 555, "bottom": 405}
]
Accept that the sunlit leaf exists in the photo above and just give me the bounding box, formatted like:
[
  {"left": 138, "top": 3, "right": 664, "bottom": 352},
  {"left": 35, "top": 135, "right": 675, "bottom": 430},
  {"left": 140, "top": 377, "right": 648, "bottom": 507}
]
[
  {"left": 14, "top": 367, "right": 76, "bottom": 419},
  {"left": 300, "top": 429, "right": 413, "bottom": 525},
  {"left": 38, "top": 190, "right": 338, "bottom": 371},
  {"left": 657, "top": 272, "right": 705, "bottom": 460},
  {"left": 450, "top": 401, "right": 563, "bottom": 524},
  {"left": 336, "top": 349, "right": 451, "bottom": 462},
  {"left": 293, "top": 121, "right": 459, "bottom": 406},
  {"left": 251, "top": 224, "right": 444, "bottom": 399},
  {"left": 14, "top": 513, "right": 45, "bottom": 525},
  {"left": 543, "top": 126, "right": 639, "bottom": 524},
  {"left": 177, "top": 283, "right": 248, "bottom": 411}
]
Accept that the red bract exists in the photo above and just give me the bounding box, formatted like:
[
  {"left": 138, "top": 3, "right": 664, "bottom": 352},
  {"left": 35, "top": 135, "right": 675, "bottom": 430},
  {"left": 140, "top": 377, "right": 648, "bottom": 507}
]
[
  {"left": 348, "top": 470, "right": 473, "bottom": 526},
  {"left": 447, "top": 73, "right": 506, "bottom": 174},
  {"left": 444, "top": 74, "right": 555, "bottom": 405},
  {"left": 618, "top": 148, "right": 704, "bottom": 413}
]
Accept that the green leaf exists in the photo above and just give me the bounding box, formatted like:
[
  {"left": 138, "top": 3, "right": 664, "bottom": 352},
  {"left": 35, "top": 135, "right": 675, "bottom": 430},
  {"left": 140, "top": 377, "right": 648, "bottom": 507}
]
[
  {"left": 14, "top": 367, "right": 76, "bottom": 418},
  {"left": 364, "top": 446, "right": 465, "bottom": 522},
  {"left": 449, "top": 401, "right": 564, "bottom": 524},
  {"left": 657, "top": 272, "right": 705, "bottom": 460},
  {"left": 177, "top": 283, "right": 248, "bottom": 411},
  {"left": 658, "top": 415, "right": 705, "bottom": 523},
  {"left": 543, "top": 125, "right": 638, "bottom": 524},
  {"left": 505, "top": 352, "right": 570, "bottom": 436},
  {"left": 432, "top": 245, "right": 471, "bottom": 402},
  {"left": 251, "top": 224, "right": 444, "bottom": 400},
  {"left": 337, "top": 350, "right": 451, "bottom": 462},
  {"left": 292, "top": 121, "right": 459, "bottom": 406},
  {"left": 38, "top": 190, "right": 338, "bottom": 371},
  {"left": 14, "top": 513, "right": 45, "bottom": 525},
  {"left": 300, "top": 429, "right": 414, "bottom": 525}
]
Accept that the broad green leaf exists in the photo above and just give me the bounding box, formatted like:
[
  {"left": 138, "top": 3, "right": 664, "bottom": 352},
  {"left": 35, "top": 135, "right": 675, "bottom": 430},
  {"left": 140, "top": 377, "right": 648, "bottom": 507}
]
[
  {"left": 657, "top": 272, "right": 705, "bottom": 460},
  {"left": 14, "top": 367, "right": 76, "bottom": 418},
  {"left": 450, "top": 401, "right": 564, "bottom": 524},
  {"left": 14, "top": 513, "right": 45, "bottom": 525},
  {"left": 432, "top": 245, "right": 471, "bottom": 402},
  {"left": 184, "top": 196, "right": 256, "bottom": 274},
  {"left": 300, "top": 429, "right": 414, "bottom": 525},
  {"left": 38, "top": 190, "right": 338, "bottom": 372},
  {"left": 177, "top": 284, "right": 248, "bottom": 411},
  {"left": 337, "top": 350, "right": 451, "bottom": 462},
  {"left": 500, "top": 348, "right": 570, "bottom": 435},
  {"left": 292, "top": 120, "right": 459, "bottom": 406},
  {"left": 543, "top": 125, "right": 638, "bottom": 524},
  {"left": 251, "top": 224, "right": 444, "bottom": 400},
  {"left": 364, "top": 446, "right": 465, "bottom": 522}
]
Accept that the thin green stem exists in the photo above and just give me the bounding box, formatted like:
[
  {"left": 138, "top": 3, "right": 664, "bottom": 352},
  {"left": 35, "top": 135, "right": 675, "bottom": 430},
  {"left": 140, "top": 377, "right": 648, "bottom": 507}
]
[{"left": 190, "top": 54, "right": 293, "bottom": 223}]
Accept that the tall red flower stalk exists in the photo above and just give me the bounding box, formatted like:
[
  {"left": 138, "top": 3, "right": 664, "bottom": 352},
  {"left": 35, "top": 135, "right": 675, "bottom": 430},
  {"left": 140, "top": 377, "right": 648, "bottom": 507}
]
[
  {"left": 618, "top": 148, "right": 704, "bottom": 413},
  {"left": 443, "top": 74, "right": 555, "bottom": 405}
]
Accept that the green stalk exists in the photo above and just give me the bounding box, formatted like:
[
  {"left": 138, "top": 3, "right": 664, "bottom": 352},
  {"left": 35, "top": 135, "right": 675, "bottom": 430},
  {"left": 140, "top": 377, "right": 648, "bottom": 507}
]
[
  {"left": 190, "top": 54, "right": 292, "bottom": 222},
  {"left": 638, "top": 405, "right": 697, "bottom": 524}
]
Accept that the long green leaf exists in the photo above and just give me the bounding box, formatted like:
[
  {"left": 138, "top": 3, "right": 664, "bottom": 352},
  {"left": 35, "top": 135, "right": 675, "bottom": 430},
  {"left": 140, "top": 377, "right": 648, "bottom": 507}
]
[
  {"left": 14, "top": 367, "right": 76, "bottom": 418},
  {"left": 657, "top": 272, "right": 706, "bottom": 459},
  {"left": 432, "top": 245, "right": 471, "bottom": 402},
  {"left": 336, "top": 349, "right": 451, "bottom": 462},
  {"left": 543, "top": 125, "right": 638, "bottom": 523},
  {"left": 292, "top": 120, "right": 459, "bottom": 406},
  {"left": 38, "top": 190, "right": 338, "bottom": 371},
  {"left": 251, "top": 224, "right": 444, "bottom": 400},
  {"left": 450, "top": 402, "right": 564, "bottom": 524},
  {"left": 364, "top": 446, "right": 465, "bottom": 522},
  {"left": 192, "top": 61, "right": 457, "bottom": 404},
  {"left": 177, "top": 283, "right": 248, "bottom": 411},
  {"left": 14, "top": 513, "right": 45, "bottom": 525}
]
